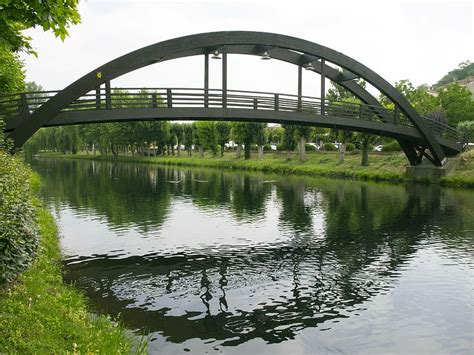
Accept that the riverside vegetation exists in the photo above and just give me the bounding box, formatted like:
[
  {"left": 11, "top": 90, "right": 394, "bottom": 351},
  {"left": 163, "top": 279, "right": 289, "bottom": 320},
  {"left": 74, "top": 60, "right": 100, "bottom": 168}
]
[
  {"left": 40, "top": 148, "right": 474, "bottom": 188},
  {"left": 0, "top": 150, "right": 146, "bottom": 353}
]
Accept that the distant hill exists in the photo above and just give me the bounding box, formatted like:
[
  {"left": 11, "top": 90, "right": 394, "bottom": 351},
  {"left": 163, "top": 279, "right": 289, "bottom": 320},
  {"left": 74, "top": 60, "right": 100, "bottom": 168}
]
[{"left": 433, "top": 61, "right": 474, "bottom": 94}]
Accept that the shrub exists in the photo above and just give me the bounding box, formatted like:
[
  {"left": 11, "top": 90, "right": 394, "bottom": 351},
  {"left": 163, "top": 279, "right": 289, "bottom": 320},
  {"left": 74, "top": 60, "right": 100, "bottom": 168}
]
[
  {"left": 0, "top": 152, "right": 39, "bottom": 284},
  {"left": 263, "top": 144, "right": 272, "bottom": 151},
  {"left": 346, "top": 143, "right": 355, "bottom": 152},
  {"left": 457, "top": 121, "right": 474, "bottom": 144},
  {"left": 276, "top": 144, "right": 285, "bottom": 151},
  {"left": 305, "top": 144, "right": 317, "bottom": 151},
  {"left": 382, "top": 141, "right": 402, "bottom": 152},
  {"left": 323, "top": 143, "right": 337, "bottom": 151}
]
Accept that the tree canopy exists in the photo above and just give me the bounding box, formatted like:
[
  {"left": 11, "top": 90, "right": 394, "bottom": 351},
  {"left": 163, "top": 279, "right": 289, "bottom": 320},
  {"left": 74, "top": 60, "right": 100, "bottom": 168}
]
[{"left": 0, "top": 0, "right": 81, "bottom": 54}]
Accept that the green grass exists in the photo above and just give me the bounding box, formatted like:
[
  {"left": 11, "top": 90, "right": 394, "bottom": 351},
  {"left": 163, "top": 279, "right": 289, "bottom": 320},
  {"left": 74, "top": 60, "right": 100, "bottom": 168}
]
[
  {"left": 39, "top": 149, "right": 474, "bottom": 188},
  {"left": 0, "top": 204, "right": 145, "bottom": 353}
]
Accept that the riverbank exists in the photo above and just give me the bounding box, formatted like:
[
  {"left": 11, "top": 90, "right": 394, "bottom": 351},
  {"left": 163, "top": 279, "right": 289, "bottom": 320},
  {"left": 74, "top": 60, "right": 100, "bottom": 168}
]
[
  {"left": 0, "top": 153, "right": 144, "bottom": 353},
  {"left": 37, "top": 150, "right": 474, "bottom": 188}
]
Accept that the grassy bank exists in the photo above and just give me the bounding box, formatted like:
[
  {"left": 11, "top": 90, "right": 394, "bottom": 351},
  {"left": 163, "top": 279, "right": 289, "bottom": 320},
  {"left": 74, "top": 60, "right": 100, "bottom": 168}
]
[
  {"left": 0, "top": 154, "right": 144, "bottom": 353},
  {"left": 38, "top": 150, "right": 474, "bottom": 188}
]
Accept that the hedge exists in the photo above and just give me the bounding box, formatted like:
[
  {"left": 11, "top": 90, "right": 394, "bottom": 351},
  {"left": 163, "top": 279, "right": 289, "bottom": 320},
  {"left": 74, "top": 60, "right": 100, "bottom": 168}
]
[{"left": 0, "top": 151, "right": 39, "bottom": 284}]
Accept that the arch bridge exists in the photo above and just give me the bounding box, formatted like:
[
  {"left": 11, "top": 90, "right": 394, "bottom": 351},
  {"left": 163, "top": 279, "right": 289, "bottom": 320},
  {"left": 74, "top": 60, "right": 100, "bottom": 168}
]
[{"left": 0, "top": 31, "right": 462, "bottom": 166}]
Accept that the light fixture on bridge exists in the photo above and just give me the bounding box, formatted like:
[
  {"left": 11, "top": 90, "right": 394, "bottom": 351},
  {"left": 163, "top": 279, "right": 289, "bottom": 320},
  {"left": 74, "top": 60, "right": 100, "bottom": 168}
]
[
  {"left": 304, "top": 62, "right": 314, "bottom": 70},
  {"left": 261, "top": 51, "right": 271, "bottom": 60},
  {"left": 211, "top": 50, "right": 221, "bottom": 59}
]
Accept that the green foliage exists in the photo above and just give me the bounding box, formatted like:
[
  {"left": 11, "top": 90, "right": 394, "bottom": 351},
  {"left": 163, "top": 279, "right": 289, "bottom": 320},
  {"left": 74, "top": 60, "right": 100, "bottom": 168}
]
[
  {"left": 382, "top": 140, "right": 402, "bottom": 152},
  {"left": 282, "top": 125, "right": 297, "bottom": 153},
  {"left": 380, "top": 79, "right": 440, "bottom": 115},
  {"left": 0, "top": 207, "right": 143, "bottom": 353},
  {"left": 457, "top": 121, "right": 474, "bottom": 144},
  {"left": 0, "top": 152, "right": 39, "bottom": 284},
  {"left": 0, "top": 0, "right": 81, "bottom": 54},
  {"left": 326, "top": 77, "right": 366, "bottom": 101},
  {"left": 183, "top": 124, "right": 193, "bottom": 155},
  {"left": 434, "top": 61, "right": 474, "bottom": 89},
  {"left": 0, "top": 48, "right": 25, "bottom": 93},
  {"left": 267, "top": 127, "right": 284, "bottom": 144},
  {"left": 196, "top": 121, "right": 218, "bottom": 156},
  {"left": 437, "top": 83, "right": 474, "bottom": 125},
  {"left": 255, "top": 123, "right": 266, "bottom": 146},
  {"left": 323, "top": 143, "right": 337, "bottom": 151},
  {"left": 215, "top": 121, "right": 230, "bottom": 156},
  {"left": 305, "top": 144, "right": 317, "bottom": 151},
  {"left": 231, "top": 122, "right": 260, "bottom": 159},
  {"left": 346, "top": 143, "right": 355, "bottom": 152}
]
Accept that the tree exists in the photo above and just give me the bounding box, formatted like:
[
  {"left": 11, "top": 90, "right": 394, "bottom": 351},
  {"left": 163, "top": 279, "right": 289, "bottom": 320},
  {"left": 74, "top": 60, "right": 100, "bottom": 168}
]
[
  {"left": 457, "top": 121, "right": 474, "bottom": 145},
  {"left": 267, "top": 127, "right": 284, "bottom": 145},
  {"left": 357, "top": 133, "right": 378, "bottom": 166},
  {"left": 231, "top": 123, "right": 257, "bottom": 159},
  {"left": 335, "top": 129, "right": 354, "bottom": 163},
  {"left": 382, "top": 80, "right": 440, "bottom": 115},
  {"left": 437, "top": 83, "right": 474, "bottom": 126},
  {"left": 255, "top": 124, "right": 266, "bottom": 159},
  {"left": 193, "top": 122, "right": 204, "bottom": 158},
  {"left": 295, "top": 125, "right": 311, "bottom": 162},
  {"left": 196, "top": 121, "right": 218, "bottom": 156},
  {"left": 171, "top": 123, "right": 184, "bottom": 156},
  {"left": 282, "top": 125, "right": 297, "bottom": 159},
  {"left": 327, "top": 78, "right": 366, "bottom": 101},
  {"left": 183, "top": 124, "right": 194, "bottom": 156},
  {"left": 231, "top": 122, "right": 245, "bottom": 158},
  {"left": 215, "top": 121, "right": 231, "bottom": 157},
  {"left": 0, "top": 49, "right": 25, "bottom": 93},
  {"left": 310, "top": 127, "right": 329, "bottom": 148},
  {"left": 0, "top": 0, "right": 81, "bottom": 54}
]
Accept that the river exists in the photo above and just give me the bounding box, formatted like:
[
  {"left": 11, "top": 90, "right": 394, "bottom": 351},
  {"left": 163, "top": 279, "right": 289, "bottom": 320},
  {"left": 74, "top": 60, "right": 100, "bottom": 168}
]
[{"left": 30, "top": 157, "right": 473, "bottom": 354}]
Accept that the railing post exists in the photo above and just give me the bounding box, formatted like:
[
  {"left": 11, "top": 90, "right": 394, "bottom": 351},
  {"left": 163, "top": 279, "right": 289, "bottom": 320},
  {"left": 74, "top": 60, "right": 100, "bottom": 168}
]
[
  {"left": 253, "top": 98, "right": 258, "bottom": 110},
  {"left": 394, "top": 106, "right": 399, "bottom": 125},
  {"left": 95, "top": 87, "right": 101, "bottom": 109},
  {"left": 19, "top": 93, "right": 30, "bottom": 117},
  {"left": 321, "top": 59, "right": 326, "bottom": 116},
  {"left": 274, "top": 94, "right": 279, "bottom": 111},
  {"left": 105, "top": 81, "right": 111, "bottom": 110},
  {"left": 152, "top": 93, "right": 158, "bottom": 108},
  {"left": 297, "top": 65, "right": 302, "bottom": 112},
  {"left": 359, "top": 104, "right": 363, "bottom": 120},
  {"left": 204, "top": 53, "right": 209, "bottom": 108},
  {"left": 222, "top": 47, "right": 227, "bottom": 108},
  {"left": 167, "top": 89, "right": 172, "bottom": 108}
]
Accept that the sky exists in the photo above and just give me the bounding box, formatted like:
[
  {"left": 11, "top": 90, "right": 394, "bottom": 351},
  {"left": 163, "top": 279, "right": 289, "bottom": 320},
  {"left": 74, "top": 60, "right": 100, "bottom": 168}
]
[{"left": 20, "top": 0, "right": 473, "bottom": 98}]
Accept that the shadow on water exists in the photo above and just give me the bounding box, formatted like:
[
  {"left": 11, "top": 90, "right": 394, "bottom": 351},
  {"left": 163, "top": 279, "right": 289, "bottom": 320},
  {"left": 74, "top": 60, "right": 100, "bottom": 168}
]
[{"left": 30, "top": 158, "right": 474, "bottom": 351}]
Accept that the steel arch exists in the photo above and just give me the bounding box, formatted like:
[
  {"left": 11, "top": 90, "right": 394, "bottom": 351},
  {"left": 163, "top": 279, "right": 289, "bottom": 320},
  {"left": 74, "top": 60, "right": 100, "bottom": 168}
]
[{"left": 6, "top": 31, "right": 448, "bottom": 165}]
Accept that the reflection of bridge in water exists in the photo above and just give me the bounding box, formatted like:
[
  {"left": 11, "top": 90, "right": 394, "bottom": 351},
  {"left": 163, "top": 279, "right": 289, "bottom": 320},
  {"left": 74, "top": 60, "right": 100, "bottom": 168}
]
[
  {"left": 2, "top": 31, "right": 463, "bottom": 166},
  {"left": 56, "top": 170, "right": 452, "bottom": 347}
]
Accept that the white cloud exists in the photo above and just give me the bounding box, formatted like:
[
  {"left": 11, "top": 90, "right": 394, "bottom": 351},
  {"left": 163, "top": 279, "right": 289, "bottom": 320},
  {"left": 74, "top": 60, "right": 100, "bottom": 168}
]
[{"left": 20, "top": 0, "right": 473, "bottom": 97}]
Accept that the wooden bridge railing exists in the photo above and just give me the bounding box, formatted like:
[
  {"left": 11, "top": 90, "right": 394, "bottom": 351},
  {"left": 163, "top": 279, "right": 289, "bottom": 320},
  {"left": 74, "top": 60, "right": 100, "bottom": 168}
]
[{"left": 0, "top": 88, "right": 461, "bottom": 143}]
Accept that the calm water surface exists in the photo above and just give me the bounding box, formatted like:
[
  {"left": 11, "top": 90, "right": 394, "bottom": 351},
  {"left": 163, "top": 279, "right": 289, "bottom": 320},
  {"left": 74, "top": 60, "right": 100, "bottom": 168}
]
[{"left": 30, "top": 158, "right": 474, "bottom": 354}]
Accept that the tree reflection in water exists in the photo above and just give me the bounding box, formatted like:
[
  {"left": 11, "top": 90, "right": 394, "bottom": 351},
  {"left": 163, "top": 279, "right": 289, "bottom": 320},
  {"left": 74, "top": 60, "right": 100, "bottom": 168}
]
[{"left": 31, "top": 158, "right": 474, "bottom": 349}]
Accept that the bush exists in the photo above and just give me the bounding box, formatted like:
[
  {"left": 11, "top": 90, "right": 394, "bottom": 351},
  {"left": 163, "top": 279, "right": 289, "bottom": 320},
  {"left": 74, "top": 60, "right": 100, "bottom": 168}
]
[
  {"left": 0, "top": 152, "right": 39, "bottom": 284},
  {"left": 457, "top": 121, "right": 474, "bottom": 144},
  {"left": 323, "top": 143, "right": 337, "bottom": 151},
  {"left": 263, "top": 144, "right": 272, "bottom": 151},
  {"left": 276, "top": 144, "right": 285, "bottom": 151},
  {"left": 382, "top": 141, "right": 402, "bottom": 152},
  {"left": 346, "top": 143, "right": 355, "bottom": 152},
  {"left": 305, "top": 144, "right": 317, "bottom": 151}
]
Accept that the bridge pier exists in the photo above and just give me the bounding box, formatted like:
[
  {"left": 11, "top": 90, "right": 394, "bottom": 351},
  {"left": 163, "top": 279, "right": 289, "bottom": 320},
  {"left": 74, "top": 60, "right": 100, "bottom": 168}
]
[{"left": 406, "top": 159, "right": 457, "bottom": 180}]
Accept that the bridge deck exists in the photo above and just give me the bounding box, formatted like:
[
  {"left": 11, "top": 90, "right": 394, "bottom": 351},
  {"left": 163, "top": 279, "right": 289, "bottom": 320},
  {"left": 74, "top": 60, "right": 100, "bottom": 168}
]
[{"left": 0, "top": 87, "right": 462, "bottom": 154}]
